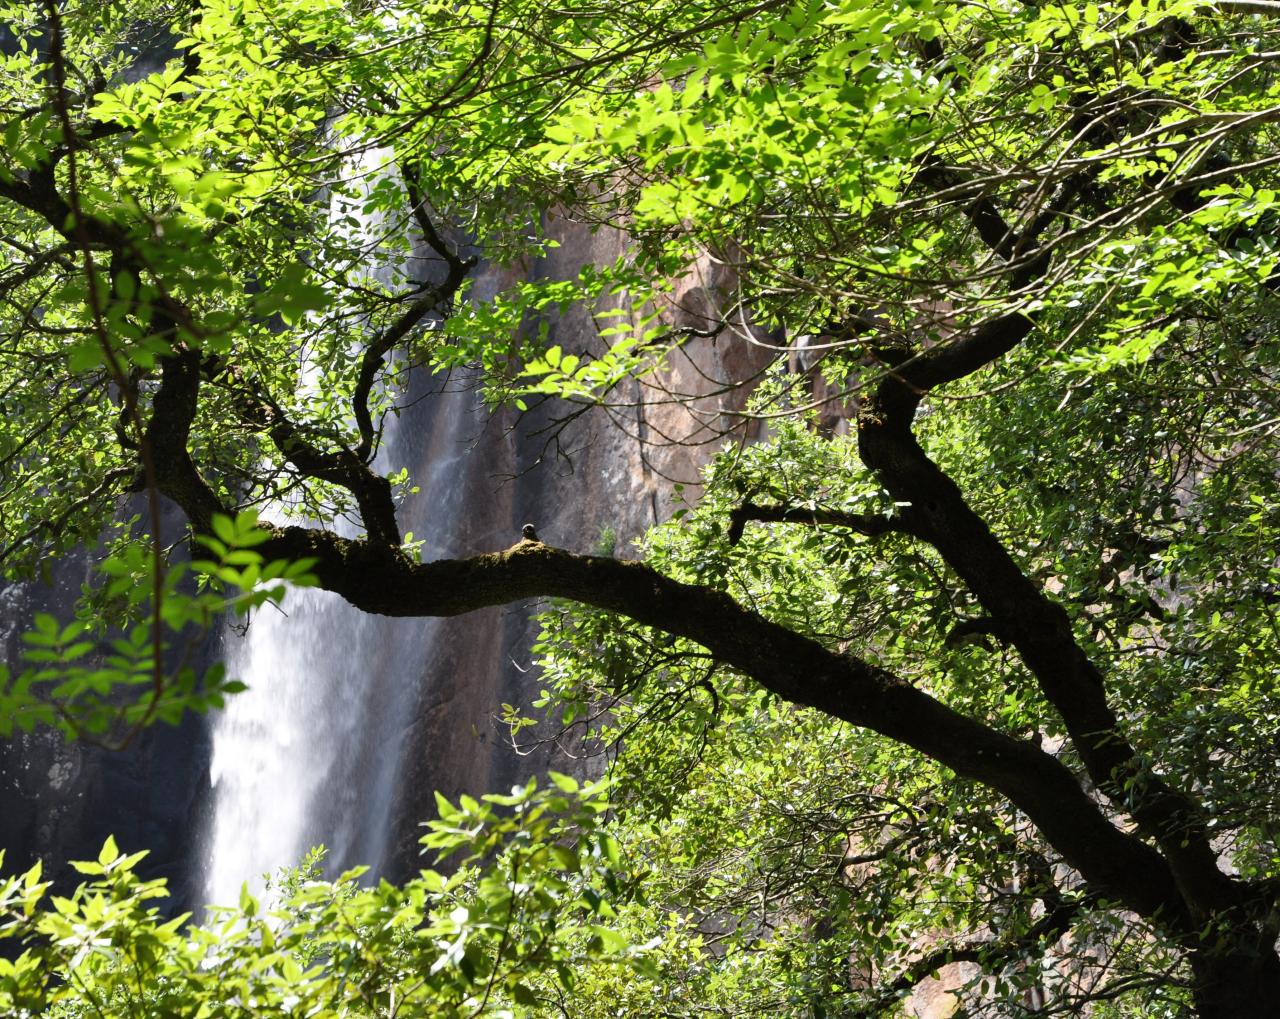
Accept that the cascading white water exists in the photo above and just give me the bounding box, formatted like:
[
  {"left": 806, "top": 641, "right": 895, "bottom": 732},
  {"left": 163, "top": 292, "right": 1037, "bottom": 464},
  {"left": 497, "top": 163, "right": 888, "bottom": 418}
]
[
  {"left": 201, "top": 380, "right": 480, "bottom": 907},
  {"left": 203, "top": 585, "right": 384, "bottom": 903},
  {"left": 200, "top": 152, "right": 481, "bottom": 907}
]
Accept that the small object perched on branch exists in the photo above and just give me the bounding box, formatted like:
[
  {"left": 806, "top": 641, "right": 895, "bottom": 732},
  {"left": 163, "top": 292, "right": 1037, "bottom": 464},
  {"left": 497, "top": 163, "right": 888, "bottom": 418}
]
[{"left": 521, "top": 523, "right": 541, "bottom": 543}]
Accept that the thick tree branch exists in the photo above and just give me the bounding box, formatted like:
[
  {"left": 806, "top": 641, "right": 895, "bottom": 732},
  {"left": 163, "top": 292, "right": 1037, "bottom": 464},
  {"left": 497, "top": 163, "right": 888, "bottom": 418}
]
[
  {"left": 0, "top": 165, "right": 131, "bottom": 250},
  {"left": 881, "top": 311, "right": 1037, "bottom": 397},
  {"left": 218, "top": 367, "right": 402, "bottom": 547},
  {"left": 243, "top": 526, "right": 1191, "bottom": 930},
  {"left": 144, "top": 345, "right": 225, "bottom": 534},
  {"left": 727, "top": 502, "right": 914, "bottom": 545},
  {"left": 400, "top": 162, "right": 473, "bottom": 273},
  {"left": 351, "top": 284, "right": 455, "bottom": 464},
  {"left": 858, "top": 389, "right": 1238, "bottom": 919},
  {"left": 859, "top": 135, "right": 1242, "bottom": 919},
  {"left": 889, "top": 164, "right": 1085, "bottom": 395},
  {"left": 351, "top": 180, "right": 475, "bottom": 463},
  {"left": 944, "top": 615, "right": 1014, "bottom": 648}
]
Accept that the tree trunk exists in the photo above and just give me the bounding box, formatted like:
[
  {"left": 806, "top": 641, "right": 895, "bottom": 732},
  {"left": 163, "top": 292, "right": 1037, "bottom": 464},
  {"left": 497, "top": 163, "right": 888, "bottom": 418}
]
[{"left": 1191, "top": 944, "right": 1280, "bottom": 1018}]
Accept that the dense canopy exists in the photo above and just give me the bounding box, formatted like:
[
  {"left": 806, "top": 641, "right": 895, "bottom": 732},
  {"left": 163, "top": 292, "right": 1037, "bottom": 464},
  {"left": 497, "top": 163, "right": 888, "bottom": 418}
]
[{"left": 1, "top": 0, "right": 1280, "bottom": 1016}]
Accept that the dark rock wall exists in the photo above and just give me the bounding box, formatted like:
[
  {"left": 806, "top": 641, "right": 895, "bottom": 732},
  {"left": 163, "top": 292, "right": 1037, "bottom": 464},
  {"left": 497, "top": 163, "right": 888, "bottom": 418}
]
[
  {"left": 0, "top": 512, "right": 216, "bottom": 914},
  {"left": 378, "top": 223, "right": 774, "bottom": 879}
]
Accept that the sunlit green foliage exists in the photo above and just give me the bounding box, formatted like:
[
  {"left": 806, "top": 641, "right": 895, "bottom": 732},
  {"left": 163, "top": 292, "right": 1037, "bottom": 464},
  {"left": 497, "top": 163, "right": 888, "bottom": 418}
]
[
  {"left": 0, "top": 778, "right": 643, "bottom": 1019},
  {"left": 0, "top": 0, "right": 1278, "bottom": 1014},
  {"left": 0, "top": 511, "right": 312, "bottom": 740}
]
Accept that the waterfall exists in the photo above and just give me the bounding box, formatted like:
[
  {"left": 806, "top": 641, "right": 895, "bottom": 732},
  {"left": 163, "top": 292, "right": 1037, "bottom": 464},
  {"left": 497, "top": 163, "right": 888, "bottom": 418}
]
[
  {"left": 200, "top": 150, "right": 484, "bottom": 907},
  {"left": 200, "top": 373, "right": 486, "bottom": 907}
]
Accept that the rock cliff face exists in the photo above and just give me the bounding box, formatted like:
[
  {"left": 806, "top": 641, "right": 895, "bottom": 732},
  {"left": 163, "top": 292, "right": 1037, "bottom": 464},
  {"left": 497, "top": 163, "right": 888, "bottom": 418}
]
[
  {"left": 0, "top": 217, "right": 777, "bottom": 907},
  {"left": 375, "top": 223, "right": 775, "bottom": 881},
  {"left": 0, "top": 514, "right": 217, "bottom": 912}
]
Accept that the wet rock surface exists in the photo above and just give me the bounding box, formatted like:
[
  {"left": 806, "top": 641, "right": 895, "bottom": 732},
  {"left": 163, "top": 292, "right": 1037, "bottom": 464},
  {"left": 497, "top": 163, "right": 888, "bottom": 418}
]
[{"left": 0, "top": 518, "right": 216, "bottom": 915}]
